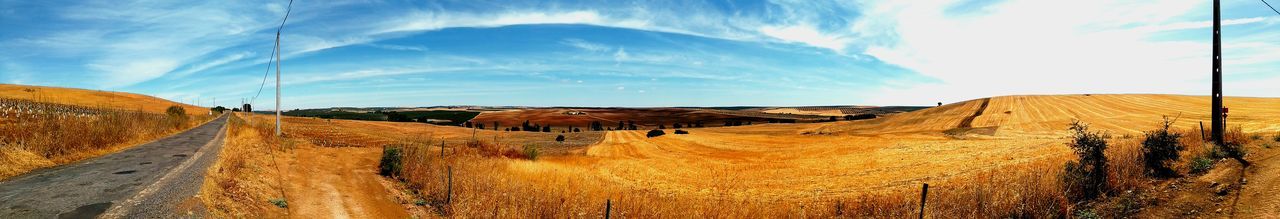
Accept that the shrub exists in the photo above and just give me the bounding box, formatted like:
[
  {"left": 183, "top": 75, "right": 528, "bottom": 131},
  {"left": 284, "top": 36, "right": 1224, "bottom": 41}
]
[
  {"left": 1274, "top": 134, "right": 1280, "bottom": 143},
  {"left": 522, "top": 144, "right": 540, "bottom": 161},
  {"left": 379, "top": 146, "right": 404, "bottom": 177},
  {"left": 165, "top": 105, "right": 190, "bottom": 129},
  {"left": 674, "top": 130, "right": 689, "bottom": 134},
  {"left": 646, "top": 129, "right": 665, "bottom": 138},
  {"left": 1221, "top": 127, "right": 1250, "bottom": 165},
  {"left": 1189, "top": 156, "right": 1214, "bottom": 174},
  {"left": 1062, "top": 120, "right": 1109, "bottom": 201},
  {"left": 269, "top": 198, "right": 288, "bottom": 208},
  {"left": 555, "top": 135, "right": 565, "bottom": 143},
  {"left": 1075, "top": 209, "right": 1100, "bottom": 219},
  {"left": 1141, "top": 117, "right": 1184, "bottom": 177},
  {"left": 166, "top": 105, "right": 187, "bottom": 117}
]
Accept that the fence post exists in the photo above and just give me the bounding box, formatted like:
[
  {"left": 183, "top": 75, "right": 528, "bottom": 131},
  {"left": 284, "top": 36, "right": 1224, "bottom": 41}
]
[
  {"left": 919, "top": 183, "right": 928, "bottom": 219},
  {"left": 605, "top": 199, "right": 612, "bottom": 219},
  {"left": 1199, "top": 121, "right": 1206, "bottom": 142},
  {"left": 446, "top": 166, "right": 453, "bottom": 205},
  {"left": 440, "top": 141, "right": 446, "bottom": 158}
]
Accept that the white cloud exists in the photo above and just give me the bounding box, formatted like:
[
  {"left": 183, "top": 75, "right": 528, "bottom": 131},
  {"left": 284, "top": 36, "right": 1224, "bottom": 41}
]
[
  {"left": 378, "top": 10, "right": 651, "bottom": 34},
  {"left": 367, "top": 43, "right": 428, "bottom": 52},
  {"left": 759, "top": 24, "right": 851, "bottom": 53},
  {"left": 171, "top": 52, "right": 253, "bottom": 77},
  {"left": 89, "top": 58, "right": 181, "bottom": 88},
  {"left": 854, "top": 0, "right": 1280, "bottom": 105},
  {"left": 560, "top": 38, "right": 612, "bottom": 52},
  {"left": 613, "top": 47, "right": 630, "bottom": 66}
]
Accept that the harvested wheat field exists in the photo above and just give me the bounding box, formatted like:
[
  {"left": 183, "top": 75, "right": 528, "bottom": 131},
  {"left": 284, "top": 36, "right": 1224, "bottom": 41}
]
[
  {"left": 0, "top": 84, "right": 207, "bottom": 114},
  {"left": 214, "top": 94, "right": 1278, "bottom": 218},
  {"left": 816, "top": 94, "right": 1280, "bottom": 137}
]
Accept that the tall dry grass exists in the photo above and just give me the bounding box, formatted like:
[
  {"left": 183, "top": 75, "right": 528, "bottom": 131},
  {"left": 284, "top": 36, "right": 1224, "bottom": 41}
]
[
  {"left": 0, "top": 101, "right": 212, "bottom": 179},
  {"left": 380, "top": 138, "right": 1078, "bottom": 218},
  {"left": 375, "top": 125, "right": 1226, "bottom": 218},
  {"left": 200, "top": 113, "right": 288, "bottom": 218}
]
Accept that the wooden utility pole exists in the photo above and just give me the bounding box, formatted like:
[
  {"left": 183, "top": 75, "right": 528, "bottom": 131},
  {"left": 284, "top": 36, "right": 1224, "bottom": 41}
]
[{"left": 1211, "top": 0, "right": 1225, "bottom": 146}]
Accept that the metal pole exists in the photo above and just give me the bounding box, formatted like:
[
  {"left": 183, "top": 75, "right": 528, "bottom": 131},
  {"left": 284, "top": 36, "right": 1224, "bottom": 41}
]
[
  {"left": 1211, "top": 0, "right": 1224, "bottom": 146},
  {"left": 275, "top": 34, "right": 283, "bottom": 137}
]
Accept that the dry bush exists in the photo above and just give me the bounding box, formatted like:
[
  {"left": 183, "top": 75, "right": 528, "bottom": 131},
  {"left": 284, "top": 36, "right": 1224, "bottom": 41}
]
[
  {"left": 1140, "top": 117, "right": 1184, "bottom": 177},
  {"left": 1107, "top": 140, "right": 1145, "bottom": 193},
  {"left": 1062, "top": 120, "right": 1110, "bottom": 201},
  {"left": 0, "top": 103, "right": 212, "bottom": 179}
]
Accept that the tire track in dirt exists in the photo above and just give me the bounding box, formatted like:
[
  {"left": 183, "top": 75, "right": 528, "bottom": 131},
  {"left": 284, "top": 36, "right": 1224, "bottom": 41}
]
[
  {"left": 957, "top": 98, "right": 991, "bottom": 129},
  {"left": 1236, "top": 151, "right": 1280, "bottom": 218}
]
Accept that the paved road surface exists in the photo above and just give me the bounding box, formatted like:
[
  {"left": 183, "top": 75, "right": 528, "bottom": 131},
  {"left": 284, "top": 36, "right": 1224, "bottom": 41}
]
[{"left": 0, "top": 114, "right": 228, "bottom": 218}]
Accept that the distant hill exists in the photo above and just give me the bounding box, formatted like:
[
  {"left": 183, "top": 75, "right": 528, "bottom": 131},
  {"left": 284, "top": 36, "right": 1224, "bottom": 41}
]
[
  {"left": 817, "top": 94, "right": 1280, "bottom": 136},
  {"left": 0, "top": 84, "right": 207, "bottom": 114}
]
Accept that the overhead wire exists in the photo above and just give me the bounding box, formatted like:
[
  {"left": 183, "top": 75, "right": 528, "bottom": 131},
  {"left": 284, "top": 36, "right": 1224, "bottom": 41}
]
[
  {"left": 251, "top": 0, "right": 294, "bottom": 105},
  {"left": 1262, "top": 0, "right": 1280, "bottom": 15}
]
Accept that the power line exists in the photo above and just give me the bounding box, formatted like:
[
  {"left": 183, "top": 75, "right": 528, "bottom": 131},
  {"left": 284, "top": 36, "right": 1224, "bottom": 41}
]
[
  {"left": 1263, "top": 0, "right": 1280, "bottom": 16},
  {"left": 251, "top": 0, "right": 294, "bottom": 104}
]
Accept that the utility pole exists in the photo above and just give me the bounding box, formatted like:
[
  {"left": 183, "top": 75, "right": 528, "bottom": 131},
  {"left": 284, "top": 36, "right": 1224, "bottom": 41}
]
[
  {"left": 1211, "top": 0, "right": 1225, "bottom": 146},
  {"left": 275, "top": 33, "right": 283, "bottom": 137}
]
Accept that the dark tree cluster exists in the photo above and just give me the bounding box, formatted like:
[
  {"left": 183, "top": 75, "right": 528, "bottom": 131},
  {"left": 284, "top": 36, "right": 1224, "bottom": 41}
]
[
  {"left": 766, "top": 119, "right": 797, "bottom": 123},
  {"left": 590, "top": 121, "right": 605, "bottom": 131},
  {"left": 646, "top": 129, "right": 665, "bottom": 138},
  {"left": 844, "top": 114, "right": 877, "bottom": 121},
  {"left": 516, "top": 120, "right": 552, "bottom": 132},
  {"left": 723, "top": 120, "right": 748, "bottom": 126}
]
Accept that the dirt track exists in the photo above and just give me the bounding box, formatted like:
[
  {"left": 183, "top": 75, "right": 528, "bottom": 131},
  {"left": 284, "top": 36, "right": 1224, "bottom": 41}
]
[
  {"left": 1236, "top": 148, "right": 1280, "bottom": 218},
  {"left": 0, "top": 114, "right": 228, "bottom": 218},
  {"left": 280, "top": 147, "right": 408, "bottom": 219}
]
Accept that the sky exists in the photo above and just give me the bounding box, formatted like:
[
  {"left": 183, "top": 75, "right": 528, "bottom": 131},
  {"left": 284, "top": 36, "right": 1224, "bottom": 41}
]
[{"left": 1, "top": 0, "right": 1278, "bottom": 109}]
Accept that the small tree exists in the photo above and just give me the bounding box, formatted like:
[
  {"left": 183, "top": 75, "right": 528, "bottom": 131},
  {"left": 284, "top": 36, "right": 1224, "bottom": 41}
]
[
  {"left": 1062, "top": 120, "right": 1109, "bottom": 201},
  {"left": 646, "top": 129, "right": 665, "bottom": 138},
  {"left": 378, "top": 146, "right": 403, "bottom": 177},
  {"left": 166, "top": 105, "right": 189, "bottom": 129},
  {"left": 1142, "top": 116, "right": 1184, "bottom": 177},
  {"left": 166, "top": 105, "right": 187, "bottom": 117}
]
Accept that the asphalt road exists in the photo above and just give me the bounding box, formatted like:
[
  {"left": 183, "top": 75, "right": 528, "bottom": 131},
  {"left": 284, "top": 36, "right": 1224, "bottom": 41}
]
[{"left": 0, "top": 114, "right": 228, "bottom": 218}]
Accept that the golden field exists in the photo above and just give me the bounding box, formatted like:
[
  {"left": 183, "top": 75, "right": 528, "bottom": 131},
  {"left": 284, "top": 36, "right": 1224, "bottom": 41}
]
[
  {"left": 0, "top": 84, "right": 215, "bottom": 180},
  {"left": 201, "top": 94, "right": 1280, "bottom": 218},
  {"left": 0, "top": 84, "right": 208, "bottom": 114}
]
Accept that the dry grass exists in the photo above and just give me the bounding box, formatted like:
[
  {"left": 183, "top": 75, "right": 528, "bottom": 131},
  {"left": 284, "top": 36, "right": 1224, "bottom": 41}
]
[
  {"left": 0, "top": 100, "right": 212, "bottom": 179},
  {"left": 196, "top": 94, "right": 1280, "bottom": 217},
  {"left": 0, "top": 84, "right": 207, "bottom": 114},
  {"left": 817, "top": 94, "right": 1280, "bottom": 136},
  {"left": 200, "top": 113, "right": 288, "bottom": 218}
]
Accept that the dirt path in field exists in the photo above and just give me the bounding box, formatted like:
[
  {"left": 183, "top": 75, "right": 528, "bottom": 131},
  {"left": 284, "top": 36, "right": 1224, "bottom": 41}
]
[
  {"left": 1234, "top": 148, "right": 1280, "bottom": 218},
  {"left": 1136, "top": 146, "right": 1280, "bottom": 218},
  {"left": 280, "top": 147, "right": 408, "bottom": 219}
]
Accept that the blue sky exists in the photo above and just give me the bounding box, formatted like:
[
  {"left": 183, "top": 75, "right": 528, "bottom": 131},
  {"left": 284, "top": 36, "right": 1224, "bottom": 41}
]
[{"left": 1, "top": 0, "right": 1278, "bottom": 109}]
